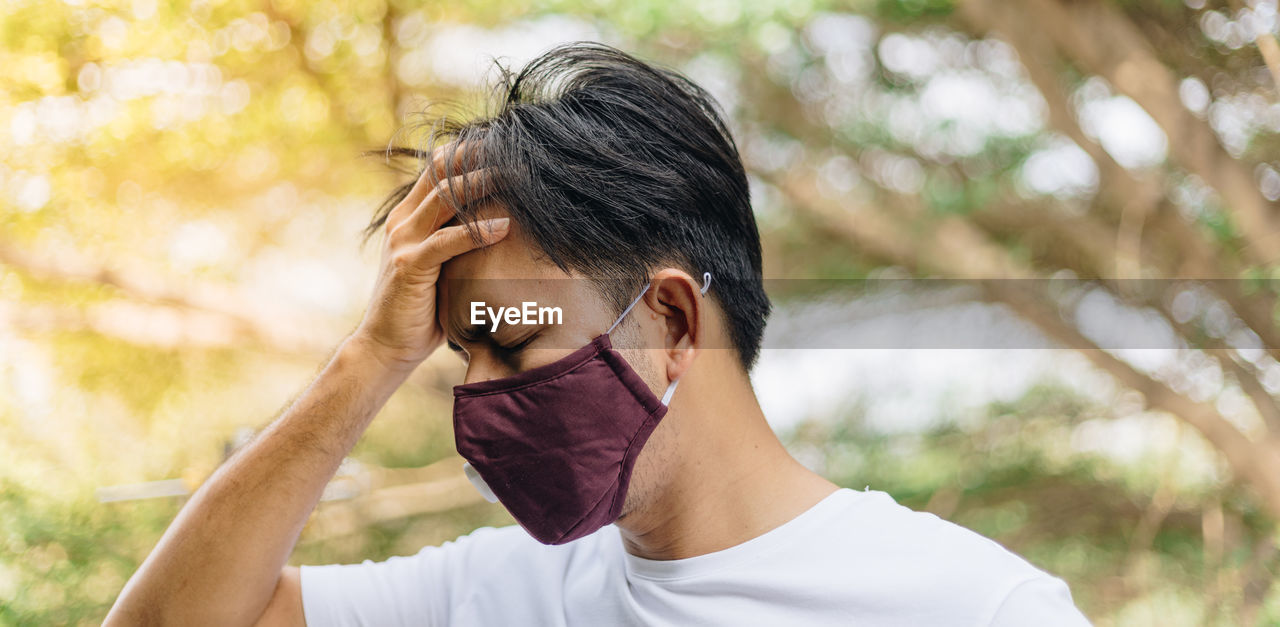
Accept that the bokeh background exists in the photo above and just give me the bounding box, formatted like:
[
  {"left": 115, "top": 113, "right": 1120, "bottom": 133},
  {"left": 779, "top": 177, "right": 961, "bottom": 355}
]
[{"left": 5, "top": 0, "right": 1280, "bottom": 624}]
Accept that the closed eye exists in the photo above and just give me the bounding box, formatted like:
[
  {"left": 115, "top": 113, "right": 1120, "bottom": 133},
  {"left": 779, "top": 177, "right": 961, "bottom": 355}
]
[
  {"left": 446, "top": 339, "right": 468, "bottom": 362},
  {"left": 497, "top": 333, "right": 538, "bottom": 353}
]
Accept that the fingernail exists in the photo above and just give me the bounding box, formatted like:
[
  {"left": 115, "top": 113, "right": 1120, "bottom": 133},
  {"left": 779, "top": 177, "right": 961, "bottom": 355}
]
[{"left": 489, "top": 217, "right": 510, "bottom": 232}]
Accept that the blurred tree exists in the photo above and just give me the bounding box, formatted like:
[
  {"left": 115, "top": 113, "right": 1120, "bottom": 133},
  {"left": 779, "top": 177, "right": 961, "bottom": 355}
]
[
  {"left": 784, "top": 379, "right": 1280, "bottom": 625},
  {"left": 5, "top": 0, "right": 1280, "bottom": 624}
]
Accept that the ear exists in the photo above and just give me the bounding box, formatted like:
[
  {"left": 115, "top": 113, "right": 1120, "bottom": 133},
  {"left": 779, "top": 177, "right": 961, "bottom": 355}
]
[{"left": 645, "top": 268, "right": 705, "bottom": 384}]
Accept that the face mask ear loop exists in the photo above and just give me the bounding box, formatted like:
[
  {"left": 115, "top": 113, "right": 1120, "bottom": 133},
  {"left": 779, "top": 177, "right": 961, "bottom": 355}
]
[
  {"left": 661, "top": 272, "right": 711, "bottom": 406},
  {"left": 614, "top": 273, "right": 709, "bottom": 406},
  {"left": 607, "top": 281, "right": 651, "bottom": 335},
  {"left": 661, "top": 378, "right": 680, "bottom": 406}
]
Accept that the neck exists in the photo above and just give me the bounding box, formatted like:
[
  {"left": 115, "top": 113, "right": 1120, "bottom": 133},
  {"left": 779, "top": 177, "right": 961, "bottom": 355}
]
[{"left": 615, "top": 371, "right": 839, "bottom": 561}]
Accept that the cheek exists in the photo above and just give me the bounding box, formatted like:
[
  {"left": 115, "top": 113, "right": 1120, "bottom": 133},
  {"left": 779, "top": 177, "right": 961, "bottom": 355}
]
[
  {"left": 616, "top": 345, "right": 670, "bottom": 401},
  {"left": 622, "top": 399, "right": 681, "bottom": 516},
  {"left": 616, "top": 342, "right": 679, "bottom": 515}
]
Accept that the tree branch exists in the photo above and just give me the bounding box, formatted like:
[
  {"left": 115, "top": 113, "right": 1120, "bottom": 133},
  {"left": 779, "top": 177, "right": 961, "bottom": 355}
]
[
  {"left": 778, "top": 162, "right": 1280, "bottom": 519},
  {"left": 978, "top": 0, "right": 1280, "bottom": 266},
  {"left": 955, "top": 0, "right": 1280, "bottom": 363}
]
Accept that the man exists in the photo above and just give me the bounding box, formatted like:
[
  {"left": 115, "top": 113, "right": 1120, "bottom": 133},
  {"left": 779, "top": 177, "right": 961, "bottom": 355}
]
[{"left": 106, "top": 42, "right": 1091, "bottom": 626}]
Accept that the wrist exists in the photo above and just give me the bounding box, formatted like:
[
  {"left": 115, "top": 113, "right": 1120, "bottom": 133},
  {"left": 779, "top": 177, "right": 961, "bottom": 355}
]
[{"left": 338, "top": 334, "right": 419, "bottom": 382}]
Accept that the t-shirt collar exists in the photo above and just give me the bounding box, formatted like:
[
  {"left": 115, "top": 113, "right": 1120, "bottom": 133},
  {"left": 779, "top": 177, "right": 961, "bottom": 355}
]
[{"left": 620, "top": 487, "right": 860, "bottom": 582}]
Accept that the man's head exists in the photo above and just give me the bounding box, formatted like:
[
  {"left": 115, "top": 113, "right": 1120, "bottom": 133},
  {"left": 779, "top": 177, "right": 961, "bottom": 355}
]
[
  {"left": 365, "top": 42, "right": 773, "bottom": 528},
  {"left": 365, "top": 41, "right": 770, "bottom": 372}
]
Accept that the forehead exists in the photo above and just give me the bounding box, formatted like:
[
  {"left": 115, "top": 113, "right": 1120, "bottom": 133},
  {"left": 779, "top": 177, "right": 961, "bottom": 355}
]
[
  {"left": 438, "top": 200, "right": 566, "bottom": 282},
  {"left": 438, "top": 201, "right": 608, "bottom": 322}
]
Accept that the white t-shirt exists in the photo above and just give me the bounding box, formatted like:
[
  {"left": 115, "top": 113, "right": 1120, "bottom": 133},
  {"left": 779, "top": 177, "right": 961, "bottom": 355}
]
[{"left": 300, "top": 488, "right": 1091, "bottom": 626}]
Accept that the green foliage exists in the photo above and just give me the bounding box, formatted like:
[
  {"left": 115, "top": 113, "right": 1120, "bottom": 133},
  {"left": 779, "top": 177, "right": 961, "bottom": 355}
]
[
  {"left": 783, "top": 381, "right": 1280, "bottom": 623},
  {"left": 5, "top": 0, "right": 1278, "bottom": 624},
  {"left": 873, "top": 0, "right": 955, "bottom": 23},
  {"left": 0, "top": 480, "right": 180, "bottom": 625}
]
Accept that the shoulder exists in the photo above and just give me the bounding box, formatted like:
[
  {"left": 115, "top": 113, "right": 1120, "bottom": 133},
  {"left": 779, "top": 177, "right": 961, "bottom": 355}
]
[
  {"left": 299, "top": 524, "right": 615, "bottom": 627},
  {"left": 444, "top": 523, "right": 617, "bottom": 573},
  {"left": 819, "top": 489, "right": 1089, "bottom": 623},
  {"left": 988, "top": 575, "right": 1092, "bottom": 626},
  {"left": 832, "top": 489, "right": 1048, "bottom": 578},
  {"left": 359, "top": 522, "right": 611, "bottom": 585}
]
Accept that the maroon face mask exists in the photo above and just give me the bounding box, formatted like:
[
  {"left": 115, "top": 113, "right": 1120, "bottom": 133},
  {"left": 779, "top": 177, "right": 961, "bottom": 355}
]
[{"left": 452, "top": 276, "right": 709, "bottom": 545}]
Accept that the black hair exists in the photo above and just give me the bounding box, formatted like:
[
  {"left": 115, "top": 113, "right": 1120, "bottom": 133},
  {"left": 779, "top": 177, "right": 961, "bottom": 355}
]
[{"left": 362, "top": 41, "right": 771, "bottom": 371}]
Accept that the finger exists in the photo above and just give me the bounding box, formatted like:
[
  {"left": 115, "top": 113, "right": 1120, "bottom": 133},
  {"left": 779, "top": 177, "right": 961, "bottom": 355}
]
[
  {"left": 412, "top": 218, "right": 510, "bottom": 268},
  {"left": 429, "top": 139, "right": 482, "bottom": 182},
  {"left": 406, "top": 167, "right": 498, "bottom": 241},
  {"left": 426, "top": 166, "right": 497, "bottom": 233},
  {"left": 385, "top": 153, "right": 446, "bottom": 230},
  {"left": 386, "top": 140, "right": 480, "bottom": 231}
]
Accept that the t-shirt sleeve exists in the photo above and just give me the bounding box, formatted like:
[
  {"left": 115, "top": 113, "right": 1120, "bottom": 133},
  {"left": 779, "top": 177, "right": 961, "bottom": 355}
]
[
  {"left": 987, "top": 575, "right": 1092, "bottom": 627},
  {"left": 298, "top": 525, "right": 509, "bottom": 627}
]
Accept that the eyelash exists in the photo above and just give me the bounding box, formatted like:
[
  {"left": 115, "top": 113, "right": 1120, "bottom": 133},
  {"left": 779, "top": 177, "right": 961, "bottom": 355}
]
[
  {"left": 446, "top": 335, "right": 534, "bottom": 361},
  {"left": 499, "top": 335, "right": 537, "bottom": 353},
  {"left": 447, "top": 340, "right": 468, "bottom": 358}
]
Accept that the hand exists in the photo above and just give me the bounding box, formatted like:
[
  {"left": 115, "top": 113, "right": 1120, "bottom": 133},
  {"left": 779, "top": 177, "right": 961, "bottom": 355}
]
[{"left": 351, "top": 143, "right": 507, "bottom": 374}]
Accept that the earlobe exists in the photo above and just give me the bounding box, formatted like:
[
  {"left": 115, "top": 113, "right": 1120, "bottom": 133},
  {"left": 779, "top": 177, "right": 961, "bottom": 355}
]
[{"left": 666, "top": 338, "right": 697, "bottom": 384}]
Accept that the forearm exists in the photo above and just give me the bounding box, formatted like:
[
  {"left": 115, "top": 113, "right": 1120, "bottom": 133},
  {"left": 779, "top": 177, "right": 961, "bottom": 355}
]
[{"left": 106, "top": 335, "right": 413, "bottom": 626}]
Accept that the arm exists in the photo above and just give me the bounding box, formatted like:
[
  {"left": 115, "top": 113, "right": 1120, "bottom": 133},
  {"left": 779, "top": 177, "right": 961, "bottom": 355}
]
[
  {"left": 104, "top": 334, "right": 409, "bottom": 627},
  {"left": 104, "top": 147, "right": 505, "bottom": 627}
]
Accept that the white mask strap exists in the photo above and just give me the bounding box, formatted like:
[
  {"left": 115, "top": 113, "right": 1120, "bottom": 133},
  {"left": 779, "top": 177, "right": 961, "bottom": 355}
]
[
  {"left": 608, "top": 272, "right": 713, "bottom": 336},
  {"left": 661, "top": 378, "right": 680, "bottom": 406},
  {"left": 607, "top": 281, "right": 651, "bottom": 335},
  {"left": 609, "top": 272, "right": 712, "bottom": 407}
]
